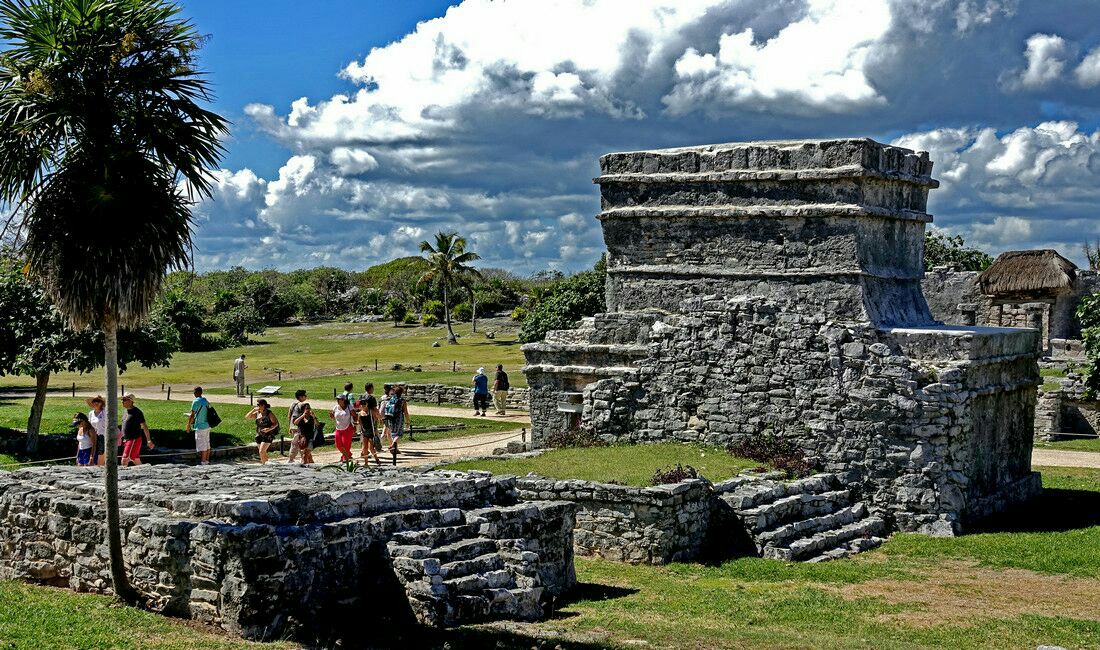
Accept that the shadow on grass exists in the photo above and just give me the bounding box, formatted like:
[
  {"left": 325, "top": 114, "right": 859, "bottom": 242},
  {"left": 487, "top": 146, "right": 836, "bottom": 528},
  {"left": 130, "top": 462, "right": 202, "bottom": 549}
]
[
  {"left": 971, "top": 487, "right": 1100, "bottom": 533},
  {"left": 555, "top": 582, "right": 638, "bottom": 608}
]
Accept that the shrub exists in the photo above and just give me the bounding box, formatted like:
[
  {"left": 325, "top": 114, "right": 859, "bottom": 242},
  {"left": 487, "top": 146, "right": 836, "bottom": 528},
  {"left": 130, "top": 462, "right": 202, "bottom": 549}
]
[
  {"left": 384, "top": 298, "right": 408, "bottom": 326},
  {"left": 422, "top": 299, "right": 446, "bottom": 321},
  {"left": 510, "top": 306, "right": 528, "bottom": 321},
  {"left": 452, "top": 302, "right": 473, "bottom": 322},
  {"left": 728, "top": 433, "right": 814, "bottom": 479},
  {"left": 1077, "top": 292, "right": 1100, "bottom": 397},
  {"left": 544, "top": 427, "right": 606, "bottom": 449},
  {"left": 422, "top": 313, "right": 439, "bottom": 327},
  {"left": 402, "top": 313, "right": 418, "bottom": 325},
  {"left": 518, "top": 267, "right": 606, "bottom": 343},
  {"left": 650, "top": 464, "right": 700, "bottom": 486}
]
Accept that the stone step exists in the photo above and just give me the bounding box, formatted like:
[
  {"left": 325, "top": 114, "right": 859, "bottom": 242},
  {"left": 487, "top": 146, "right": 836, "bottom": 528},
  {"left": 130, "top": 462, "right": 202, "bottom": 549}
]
[
  {"left": 763, "top": 517, "right": 886, "bottom": 562},
  {"left": 444, "top": 568, "right": 515, "bottom": 595},
  {"left": 803, "top": 536, "right": 887, "bottom": 563},
  {"left": 390, "top": 523, "right": 481, "bottom": 548},
  {"left": 439, "top": 552, "right": 505, "bottom": 580},
  {"left": 754, "top": 503, "right": 867, "bottom": 550},
  {"left": 733, "top": 490, "right": 852, "bottom": 532},
  {"left": 720, "top": 473, "right": 842, "bottom": 509},
  {"left": 428, "top": 537, "right": 499, "bottom": 564},
  {"left": 486, "top": 586, "right": 545, "bottom": 621}
]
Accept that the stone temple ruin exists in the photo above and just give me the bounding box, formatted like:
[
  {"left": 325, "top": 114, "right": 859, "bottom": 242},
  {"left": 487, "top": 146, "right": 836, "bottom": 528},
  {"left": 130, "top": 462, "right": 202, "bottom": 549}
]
[{"left": 524, "top": 138, "right": 1042, "bottom": 536}]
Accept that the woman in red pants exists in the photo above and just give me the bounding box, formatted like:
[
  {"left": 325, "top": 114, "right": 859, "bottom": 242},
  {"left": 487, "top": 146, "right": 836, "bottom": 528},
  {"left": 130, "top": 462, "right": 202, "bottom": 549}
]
[{"left": 331, "top": 394, "right": 355, "bottom": 462}]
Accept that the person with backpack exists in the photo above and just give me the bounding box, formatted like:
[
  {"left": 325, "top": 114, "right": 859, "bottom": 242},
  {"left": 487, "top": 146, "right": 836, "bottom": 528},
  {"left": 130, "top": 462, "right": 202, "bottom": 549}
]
[
  {"left": 358, "top": 383, "right": 382, "bottom": 466},
  {"left": 246, "top": 399, "right": 280, "bottom": 465},
  {"left": 472, "top": 367, "right": 490, "bottom": 416},
  {"left": 187, "top": 386, "right": 213, "bottom": 466},
  {"left": 291, "top": 403, "right": 316, "bottom": 465},
  {"left": 385, "top": 385, "right": 410, "bottom": 465},
  {"left": 379, "top": 384, "right": 394, "bottom": 446}
]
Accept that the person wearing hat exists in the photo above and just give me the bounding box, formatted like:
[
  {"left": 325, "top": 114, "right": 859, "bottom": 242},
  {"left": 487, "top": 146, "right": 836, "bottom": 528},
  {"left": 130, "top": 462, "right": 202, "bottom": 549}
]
[
  {"left": 472, "top": 367, "right": 490, "bottom": 417},
  {"left": 120, "top": 394, "right": 153, "bottom": 466},
  {"left": 86, "top": 396, "right": 107, "bottom": 466}
]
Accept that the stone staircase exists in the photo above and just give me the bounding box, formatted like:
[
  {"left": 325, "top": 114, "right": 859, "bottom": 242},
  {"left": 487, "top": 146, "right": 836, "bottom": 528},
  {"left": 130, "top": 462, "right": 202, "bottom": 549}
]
[
  {"left": 716, "top": 473, "right": 887, "bottom": 562},
  {"left": 386, "top": 504, "right": 569, "bottom": 626}
]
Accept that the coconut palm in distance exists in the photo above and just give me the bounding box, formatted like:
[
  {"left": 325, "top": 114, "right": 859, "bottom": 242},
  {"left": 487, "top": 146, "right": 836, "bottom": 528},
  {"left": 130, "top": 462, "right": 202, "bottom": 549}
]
[
  {"left": 418, "top": 231, "right": 482, "bottom": 343},
  {"left": 0, "top": 0, "right": 227, "bottom": 603}
]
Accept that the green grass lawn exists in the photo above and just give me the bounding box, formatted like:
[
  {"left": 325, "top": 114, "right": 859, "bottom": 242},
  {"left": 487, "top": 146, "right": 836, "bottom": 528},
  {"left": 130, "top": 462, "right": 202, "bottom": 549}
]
[
  {"left": 0, "top": 319, "right": 526, "bottom": 393},
  {"left": 202, "top": 367, "right": 527, "bottom": 400},
  {"left": 0, "top": 396, "right": 518, "bottom": 463},
  {"left": 1035, "top": 436, "right": 1100, "bottom": 452},
  {"left": 445, "top": 443, "right": 761, "bottom": 486}
]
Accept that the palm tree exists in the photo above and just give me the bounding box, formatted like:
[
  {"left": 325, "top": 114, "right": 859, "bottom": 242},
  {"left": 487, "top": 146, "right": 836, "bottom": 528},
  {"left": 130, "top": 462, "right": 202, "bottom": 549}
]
[
  {"left": 418, "top": 231, "right": 481, "bottom": 343},
  {"left": 0, "top": 0, "right": 227, "bottom": 604}
]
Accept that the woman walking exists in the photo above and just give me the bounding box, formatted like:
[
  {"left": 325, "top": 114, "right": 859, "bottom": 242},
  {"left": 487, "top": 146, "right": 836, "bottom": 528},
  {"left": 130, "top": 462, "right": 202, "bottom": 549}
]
[
  {"left": 86, "top": 396, "right": 107, "bottom": 466},
  {"left": 246, "top": 399, "right": 280, "bottom": 465},
  {"left": 72, "top": 412, "right": 97, "bottom": 466},
  {"left": 357, "top": 383, "right": 382, "bottom": 466},
  {"left": 331, "top": 394, "right": 355, "bottom": 462},
  {"left": 292, "top": 403, "right": 316, "bottom": 465},
  {"left": 386, "top": 386, "right": 410, "bottom": 466}
]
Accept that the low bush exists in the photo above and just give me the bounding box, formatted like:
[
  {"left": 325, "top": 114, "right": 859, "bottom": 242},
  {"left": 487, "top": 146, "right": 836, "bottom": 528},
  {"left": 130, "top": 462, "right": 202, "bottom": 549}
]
[
  {"left": 452, "top": 302, "right": 473, "bottom": 321},
  {"left": 728, "top": 433, "right": 814, "bottom": 478},
  {"left": 510, "top": 306, "right": 528, "bottom": 321},
  {"left": 422, "top": 313, "right": 440, "bottom": 327},
  {"left": 651, "top": 463, "right": 700, "bottom": 485},
  {"left": 422, "top": 299, "right": 445, "bottom": 321},
  {"left": 402, "top": 313, "right": 418, "bottom": 325}
]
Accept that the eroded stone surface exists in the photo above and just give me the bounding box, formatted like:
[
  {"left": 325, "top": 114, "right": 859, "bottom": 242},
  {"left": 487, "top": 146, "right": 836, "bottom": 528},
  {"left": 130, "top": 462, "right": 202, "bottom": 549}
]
[
  {"left": 524, "top": 138, "right": 1041, "bottom": 534},
  {"left": 0, "top": 464, "right": 575, "bottom": 642}
]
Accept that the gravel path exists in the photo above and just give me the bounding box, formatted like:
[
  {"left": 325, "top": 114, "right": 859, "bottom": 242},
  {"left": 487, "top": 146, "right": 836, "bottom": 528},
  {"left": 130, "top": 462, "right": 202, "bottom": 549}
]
[{"left": 267, "top": 428, "right": 527, "bottom": 468}]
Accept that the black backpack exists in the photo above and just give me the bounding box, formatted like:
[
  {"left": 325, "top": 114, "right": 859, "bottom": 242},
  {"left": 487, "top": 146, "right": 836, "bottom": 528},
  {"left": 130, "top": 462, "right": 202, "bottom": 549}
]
[
  {"left": 312, "top": 420, "right": 327, "bottom": 447},
  {"left": 203, "top": 401, "right": 222, "bottom": 429}
]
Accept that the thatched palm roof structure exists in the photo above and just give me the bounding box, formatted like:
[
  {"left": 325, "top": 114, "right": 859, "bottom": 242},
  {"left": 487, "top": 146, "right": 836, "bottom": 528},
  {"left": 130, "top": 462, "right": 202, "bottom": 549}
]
[{"left": 978, "top": 249, "right": 1077, "bottom": 295}]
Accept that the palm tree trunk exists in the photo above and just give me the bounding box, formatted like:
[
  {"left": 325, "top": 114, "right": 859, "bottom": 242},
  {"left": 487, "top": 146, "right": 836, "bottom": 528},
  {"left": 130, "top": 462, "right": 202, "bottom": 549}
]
[
  {"left": 24, "top": 370, "right": 49, "bottom": 454},
  {"left": 103, "top": 316, "right": 138, "bottom": 604},
  {"left": 469, "top": 287, "right": 478, "bottom": 334},
  {"left": 444, "top": 284, "right": 457, "bottom": 343}
]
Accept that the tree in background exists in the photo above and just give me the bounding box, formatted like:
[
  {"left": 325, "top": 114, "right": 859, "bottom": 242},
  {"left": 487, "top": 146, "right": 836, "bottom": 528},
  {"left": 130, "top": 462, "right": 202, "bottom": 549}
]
[
  {"left": 1077, "top": 293, "right": 1100, "bottom": 397},
  {"left": 1083, "top": 240, "right": 1100, "bottom": 271},
  {"left": 384, "top": 297, "right": 408, "bottom": 326},
  {"left": 518, "top": 259, "right": 607, "bottom": 343},
  {"left": 924, "top": 229, "right": 993, "bottom": 271},
  {"left": 0, "top": 259, "right": 177, "bottom": 451},
  {"left": 0, "top": 0, "right": 226, "bottom": 602},
  {"left": 418, "top": 231, "right": 481, "bottom": 343}
]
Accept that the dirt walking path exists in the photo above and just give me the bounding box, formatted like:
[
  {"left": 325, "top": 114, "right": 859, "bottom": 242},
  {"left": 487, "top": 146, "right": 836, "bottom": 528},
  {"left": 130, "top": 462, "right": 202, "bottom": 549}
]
[
  {"left": 261, "top": 427, "right": 527, "bottom": 469},
  {"left": 1032, "top": 448, "right": 1100, "bottom": 469},
  {"left": 5, "top": 388, "right": 531, "bottom": 426}
]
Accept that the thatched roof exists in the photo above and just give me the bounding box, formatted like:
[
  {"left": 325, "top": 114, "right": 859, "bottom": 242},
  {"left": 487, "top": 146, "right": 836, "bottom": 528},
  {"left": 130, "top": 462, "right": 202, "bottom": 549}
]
[{"left": 979, "top": 249, "right": 1077, "bottom": 295}]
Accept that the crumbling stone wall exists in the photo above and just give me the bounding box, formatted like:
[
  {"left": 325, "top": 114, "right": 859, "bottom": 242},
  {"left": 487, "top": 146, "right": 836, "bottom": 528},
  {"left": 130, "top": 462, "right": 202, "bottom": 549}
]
[
  {"left": 403, "top": 383, "right": 530, "bottom": 410},
  {"left": 514, "top": 476, "right": 711, "bottom": 564},
  {"left": 0, "top": 465, "right": 575, "bottom": 643}
]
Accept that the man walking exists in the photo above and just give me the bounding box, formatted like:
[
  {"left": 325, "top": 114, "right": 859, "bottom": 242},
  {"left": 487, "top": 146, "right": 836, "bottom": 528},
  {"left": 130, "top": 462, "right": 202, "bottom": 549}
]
[
  {"left": 233, "top": 354, "right": 247, "bottom": 396},
  {"left": 493, "top": 364, "right": 510, "bottom": 415},
  {"left": 286, "top": 389, "right": 308, "bottom": 463},
  {"left": 472, "top": 367, "right": 490, "bottom": 416},
  {"left": 187, "top": 387, "right": 212, "bottom": 466},
  {"left": 120, "top": 394, "right": 153, "bottom": 466}
]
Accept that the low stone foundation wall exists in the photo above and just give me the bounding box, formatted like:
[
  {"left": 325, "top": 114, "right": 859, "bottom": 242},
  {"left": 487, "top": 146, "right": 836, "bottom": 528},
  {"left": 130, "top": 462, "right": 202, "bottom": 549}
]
[
  {"left": 404, "top": 383, "right": 530, "bottom": 410},
  {"left": 0, "top": 465, "right": 575, "bottom": 643},
  {"left": 515, "top": 476, "right": 711, "bottom": 564}
]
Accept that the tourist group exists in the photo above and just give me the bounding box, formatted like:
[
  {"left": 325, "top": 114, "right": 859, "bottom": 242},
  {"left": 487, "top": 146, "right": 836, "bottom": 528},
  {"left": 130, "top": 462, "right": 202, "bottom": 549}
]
[{"left": 71, "top": 365, "right": 511, "bottom": 468}]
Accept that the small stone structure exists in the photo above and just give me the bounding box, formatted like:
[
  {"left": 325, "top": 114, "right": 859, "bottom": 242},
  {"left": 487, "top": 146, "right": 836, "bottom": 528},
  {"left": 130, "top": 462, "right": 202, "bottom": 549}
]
[
  {"left": 923, "top": 249, "right": 1100, "bottom": 356},
  {"left": 403, "top": 383, "right": 530, "bottom": 410},
  {"left": 524, "top": 139, "right": 1042, "bottom": 535},
  {"left": 0, "top": 465, "right": 575, "bottom": 642},
  {"left": 513, "top": 470, "right": 887, "bottom": 564}
]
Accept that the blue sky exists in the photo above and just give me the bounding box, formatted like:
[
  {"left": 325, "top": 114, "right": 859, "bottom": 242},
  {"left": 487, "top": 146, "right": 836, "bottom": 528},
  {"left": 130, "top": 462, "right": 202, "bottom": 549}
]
[{"left": 180, "top": 0, "right": 1100, "bottom": 274}]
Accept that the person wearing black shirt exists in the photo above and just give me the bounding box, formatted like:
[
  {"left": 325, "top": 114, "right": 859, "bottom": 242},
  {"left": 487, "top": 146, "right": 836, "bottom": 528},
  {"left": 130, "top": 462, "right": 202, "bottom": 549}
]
[
  {"left": 493, "top": 364, "right": 510, "bottom": 415},
  {"left": 357, "top": 383, "right": 382, "bottom": 465},
  {"left": 120, "top": 394, "right": 153, "bottom": 466}
]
